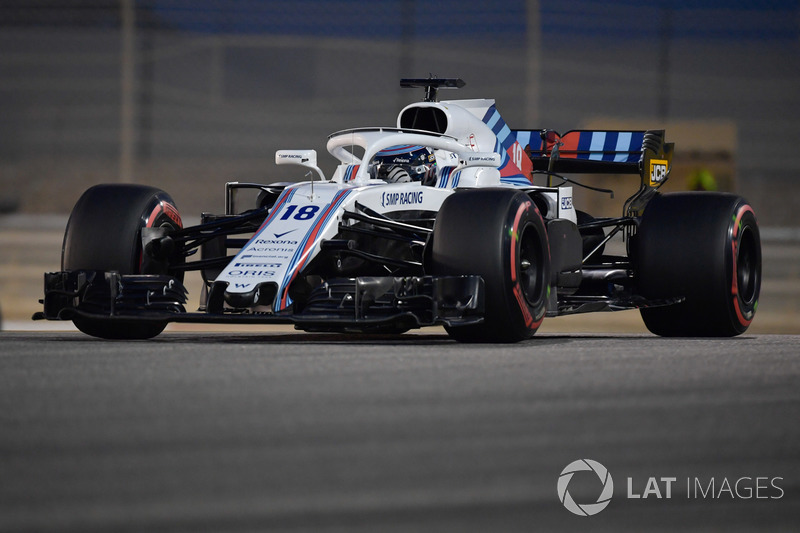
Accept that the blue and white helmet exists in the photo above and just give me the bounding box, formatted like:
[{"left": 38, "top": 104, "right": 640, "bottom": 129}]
[{"left": 369, "top": 145, "right": 436, "bottom": 184}]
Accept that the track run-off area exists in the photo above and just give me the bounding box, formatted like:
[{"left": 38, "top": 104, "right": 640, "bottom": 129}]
[{"left": 1, "top": 331, "right": 798, "bottom": 532}]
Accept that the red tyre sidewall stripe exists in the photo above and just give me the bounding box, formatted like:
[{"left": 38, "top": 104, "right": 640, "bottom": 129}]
[
  {"left": 145, "top": 200, "right": 183, "bottom": 230},
  {"left": 731, "top": 204, "right": 755, "bottom": 327},
  {"left": 510, "top": 201, "right": 543, "bottom": 330}
]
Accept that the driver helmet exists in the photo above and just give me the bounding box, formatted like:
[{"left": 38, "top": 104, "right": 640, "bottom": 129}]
[{"left": 369, "top": 145, "right": 435, "bottom": 184}]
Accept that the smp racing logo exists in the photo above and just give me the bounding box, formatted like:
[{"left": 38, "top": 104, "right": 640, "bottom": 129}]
[{"left": 381, "top": 190, "right": 423, "bottom": 208}]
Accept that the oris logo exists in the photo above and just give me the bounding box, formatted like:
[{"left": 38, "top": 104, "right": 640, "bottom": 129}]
[{"left": 557, "top": 459, "right": 614, "bottom": 516}]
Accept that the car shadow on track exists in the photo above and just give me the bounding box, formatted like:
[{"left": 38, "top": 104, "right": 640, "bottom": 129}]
[
  {"left": 148, "top": 331, "right": 594, "bottom": 347},
  {"left": 26, "top": 331, "right": 661, "bottom": 347},
  {"left": 26, "top": 330, "right": 581, "bottom": 347}
]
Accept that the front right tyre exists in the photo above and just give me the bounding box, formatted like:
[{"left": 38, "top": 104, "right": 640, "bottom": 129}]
[{"left": 427, "top": 189, "right": 550, "bottom": 343}]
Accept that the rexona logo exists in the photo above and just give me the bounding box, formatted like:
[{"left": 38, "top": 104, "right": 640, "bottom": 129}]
[
  {"left": 649, "top": 159, "right": 669, "bottom": 186},
  {"left": 557, "top": 459, "right": 614, "bottom": 516}
]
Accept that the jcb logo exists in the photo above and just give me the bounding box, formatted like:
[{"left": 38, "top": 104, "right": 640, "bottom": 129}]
[{"left": 650, "top": 159, "right": 668, "bottom": 186}]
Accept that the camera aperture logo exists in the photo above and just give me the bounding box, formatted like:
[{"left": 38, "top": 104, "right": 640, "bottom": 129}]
[{"left": 557, "top": 459, "right": 614, "bottom": 516}]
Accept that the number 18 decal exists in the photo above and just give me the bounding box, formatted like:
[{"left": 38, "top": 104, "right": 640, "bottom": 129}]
[{"left": 280, "top": 204, "right": 320, "bottom": 221}]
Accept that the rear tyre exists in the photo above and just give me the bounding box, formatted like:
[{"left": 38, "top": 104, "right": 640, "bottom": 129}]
[
  {"left": 636, "top": 192, "right": 761, "bottom": 337},
  {"left": 428, "top": 189, "right": 550, "bottom": 343},
  {"left": 62, "top": 184, "right": 183, "bottom": 339}
]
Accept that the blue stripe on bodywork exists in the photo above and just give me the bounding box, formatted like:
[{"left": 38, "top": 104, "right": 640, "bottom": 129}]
[
  {"left": 577, "top": 131, "right": 593, "bottom": 159},
  {"left": 485, "top": 108, "right": 501, "bottom": 130},
  {"left": 515, "top": 130, "right": 533, "bottom": 150},
  {"left": 501, "top": 176, "right": 533, "bottom": 187},
  {"left": 614, "top": 132, "right": 632, "bottom": 162},
  {"left": 438, "top": 166, "right": 454, "bottom": 188},
  {"left": 277, "top": 189, "right": 353, "bottom": 310},
  {"left": 602, "top": 132, "right": 618, "bottom": 161},
  {"left": 589, "top": 132, "right": 606, "bottom": 161}
]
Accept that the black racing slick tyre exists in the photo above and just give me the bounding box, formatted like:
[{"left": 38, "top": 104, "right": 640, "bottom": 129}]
[
  {"left": 62, "top": 184, "right": 183, "bottom": 339},
  {"left": 429, "top": 189, "right": 550, "bottom": 343},
  {"left": 636, "top": 192, "right": 761, "bottom": 337}
]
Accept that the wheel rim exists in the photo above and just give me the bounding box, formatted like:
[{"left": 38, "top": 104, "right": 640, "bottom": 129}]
[
  {"left": 137, "top": 211, "right": 182, "bottom": 275},
  {"left": 518, "top": 222, "right": 545, "bottom": 306},
  {"left": 737, "top": 224, "right": 759, "bottom": 305}
]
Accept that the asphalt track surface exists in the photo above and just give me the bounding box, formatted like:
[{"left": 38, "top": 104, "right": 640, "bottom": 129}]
[{"left": 1, "top": 331, "right": 798, "bottom": 532}]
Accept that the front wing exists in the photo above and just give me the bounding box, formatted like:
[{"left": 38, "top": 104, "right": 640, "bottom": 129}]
[{"left": 35, "top": 270, "right": 485, "bottom": 332}]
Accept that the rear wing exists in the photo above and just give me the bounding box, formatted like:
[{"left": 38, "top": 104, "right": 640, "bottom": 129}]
[{"left": 515, "top": 129, "right": 675, "bottom": 188}]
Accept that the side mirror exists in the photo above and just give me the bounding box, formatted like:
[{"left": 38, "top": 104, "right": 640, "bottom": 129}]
[{"left": 275, "top": 150, "right": 325, "bottom": 181}]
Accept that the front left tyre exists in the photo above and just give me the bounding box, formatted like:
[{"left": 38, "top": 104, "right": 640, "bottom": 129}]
[{"left": 62, "top": 184, "right": 183, "bottom": 339}]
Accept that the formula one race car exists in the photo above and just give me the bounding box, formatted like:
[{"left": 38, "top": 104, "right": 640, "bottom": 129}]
[{"left": 35, "top": 78, "right": 761, "bottom": 342}]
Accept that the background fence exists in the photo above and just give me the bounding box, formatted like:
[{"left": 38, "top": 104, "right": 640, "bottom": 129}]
[{"left": 1, "top": 0, "right": 798, "bottom": 224}]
